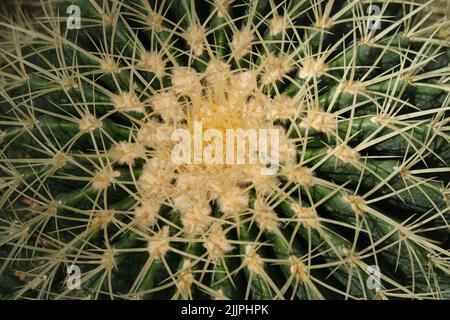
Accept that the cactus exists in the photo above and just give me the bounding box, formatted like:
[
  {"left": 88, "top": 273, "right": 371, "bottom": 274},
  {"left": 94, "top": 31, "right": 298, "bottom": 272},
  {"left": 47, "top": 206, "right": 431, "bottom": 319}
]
[{"left": 0, "top": 0, "right": 449, "bottom": 300}]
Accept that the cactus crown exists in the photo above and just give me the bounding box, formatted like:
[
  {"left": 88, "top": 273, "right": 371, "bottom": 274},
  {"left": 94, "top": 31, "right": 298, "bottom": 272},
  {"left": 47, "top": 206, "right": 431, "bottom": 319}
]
[{"left": 0, "top": 0, "right": 449, "bottom": 300}]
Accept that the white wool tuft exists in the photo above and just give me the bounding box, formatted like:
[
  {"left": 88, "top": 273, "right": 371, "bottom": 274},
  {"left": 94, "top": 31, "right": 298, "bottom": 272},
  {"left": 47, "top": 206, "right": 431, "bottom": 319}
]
[
  {"left": 91, "top": 166, "right": 120, "bottom": 191},
  {"left": 112, "top": 91, "right": 145, "bottom": 113},
  {"left": 109, "top": 141, "right": 145, "bottom": 165},
  {"left": 171, "top": 67, "right": 202, "bottom": 96},
  {"left": 151, "top": 91, "right": 184, "bottom": 123}
]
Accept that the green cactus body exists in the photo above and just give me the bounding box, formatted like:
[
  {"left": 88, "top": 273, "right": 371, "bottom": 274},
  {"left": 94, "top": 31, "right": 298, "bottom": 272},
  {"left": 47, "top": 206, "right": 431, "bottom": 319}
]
[{"left": 0, "top": 0, "right": 449, "bottom": 300}]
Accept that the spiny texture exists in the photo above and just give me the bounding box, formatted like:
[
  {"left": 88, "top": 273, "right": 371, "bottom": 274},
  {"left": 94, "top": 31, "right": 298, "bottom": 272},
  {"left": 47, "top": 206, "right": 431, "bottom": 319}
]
[{"left": 0, "top": 0, "right": 449, "bottom": 300}]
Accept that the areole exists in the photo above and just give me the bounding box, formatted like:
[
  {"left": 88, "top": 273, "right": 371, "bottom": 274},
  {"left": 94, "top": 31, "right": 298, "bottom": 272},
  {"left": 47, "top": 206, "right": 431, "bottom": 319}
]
[{"left": 171, "top": 121, "right": 280, "bottom": 175}]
